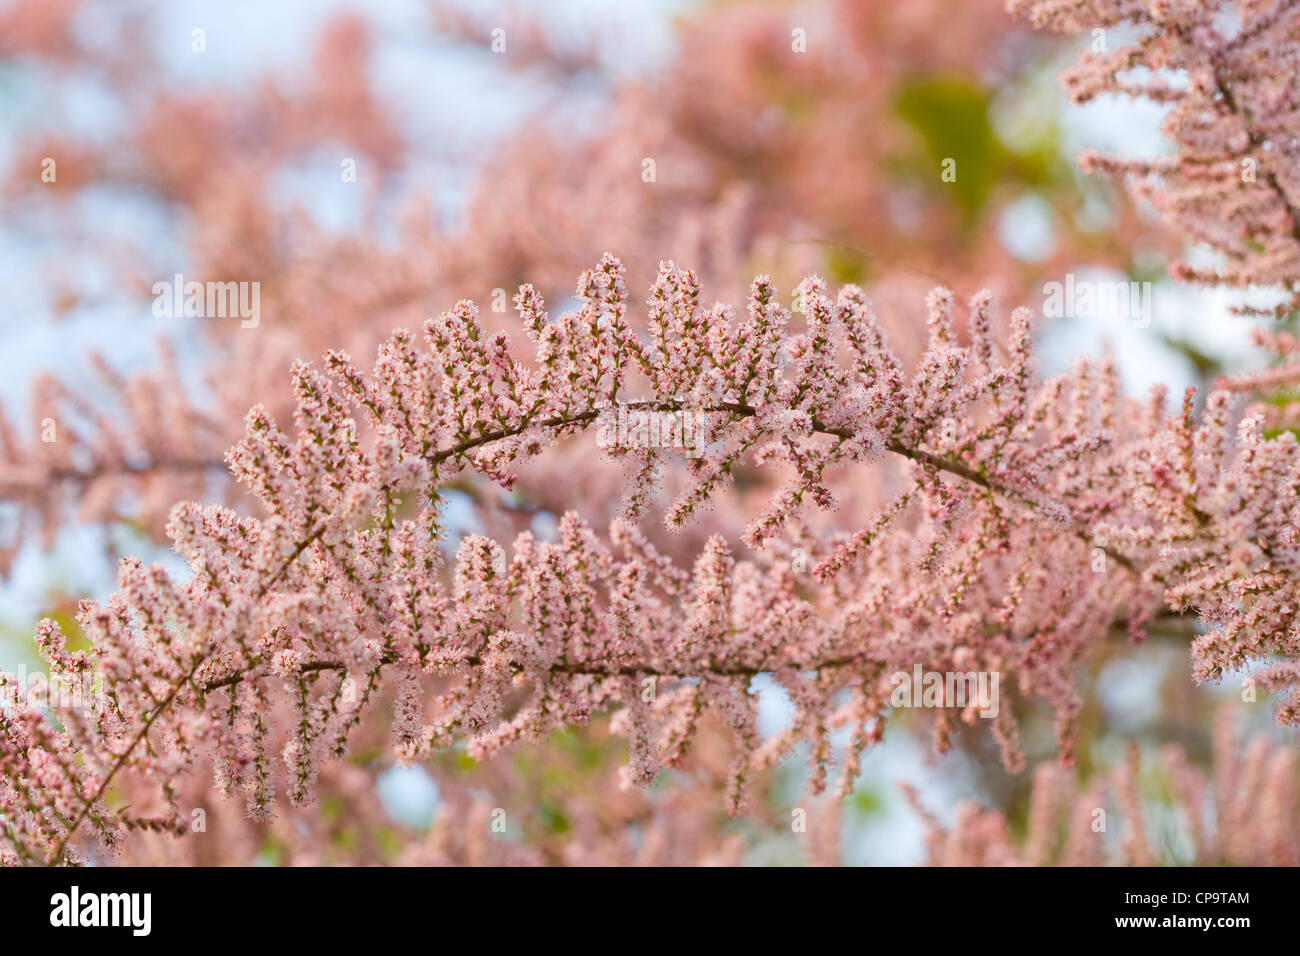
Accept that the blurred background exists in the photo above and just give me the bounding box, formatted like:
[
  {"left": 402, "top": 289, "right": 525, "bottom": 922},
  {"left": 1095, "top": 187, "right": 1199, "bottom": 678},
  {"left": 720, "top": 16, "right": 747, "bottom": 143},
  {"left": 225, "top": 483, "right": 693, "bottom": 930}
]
[{"left": 0, "top": 0, "right": 1284, "bottom": 864}]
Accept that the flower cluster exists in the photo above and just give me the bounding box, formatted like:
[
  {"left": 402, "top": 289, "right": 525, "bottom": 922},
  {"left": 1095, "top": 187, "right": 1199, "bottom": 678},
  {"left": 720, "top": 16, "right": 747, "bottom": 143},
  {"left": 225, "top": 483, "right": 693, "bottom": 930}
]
[
  {"left": 1010, "top": 0, "right": 1300, "bottom": 315},
  {"left": 5, "top": 253, "right": 1299, "bottom": 864}
]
